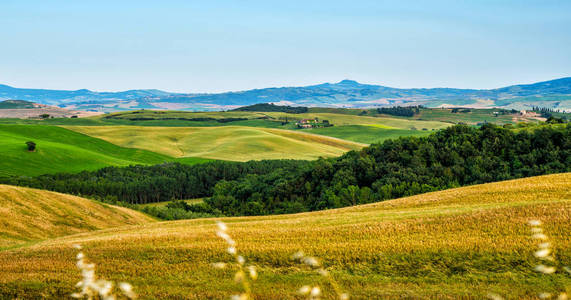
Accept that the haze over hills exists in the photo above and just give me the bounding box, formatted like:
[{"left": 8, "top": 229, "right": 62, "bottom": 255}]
[{"left": 1, "top": 77, "right": 570, "bottom": 112}]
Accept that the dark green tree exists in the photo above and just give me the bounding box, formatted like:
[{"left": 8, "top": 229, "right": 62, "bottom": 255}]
[{"left": 25, "top": 141, "right": 36, "bottom": 151}]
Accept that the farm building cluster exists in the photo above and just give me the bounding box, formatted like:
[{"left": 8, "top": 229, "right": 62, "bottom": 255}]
[{"left": 296, "top": 117, "right": 333, "bottom": 128}]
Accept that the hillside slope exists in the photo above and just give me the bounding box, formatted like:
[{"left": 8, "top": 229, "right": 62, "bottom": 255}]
[
  {"left": 65, "top": 125, "right": 365, "bottom": 161},
  {"left": 0, "top": 125, "right": 205, "bottom": 176},
  {"left": 1, "top": 173, "right": 569, "bottom": 298},
  {"left": 0, "top": 184, "right": 153, "bottom": 249}
]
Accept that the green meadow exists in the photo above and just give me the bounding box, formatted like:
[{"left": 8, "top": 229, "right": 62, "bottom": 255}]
[
  {"left": 309, "top": 125, "right": 434, "bottom": 144},
  {"left": 0, "top": 125, "right": 209, "bottom": 176},
  {"left": 64, "top": 125, "right": 365, "bottom": 161}
]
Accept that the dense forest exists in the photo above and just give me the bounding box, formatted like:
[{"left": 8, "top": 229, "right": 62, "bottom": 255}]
[
  {"left": 3, "top": 124, "right": 570, "bottom": 218},
  {"left": 2, "top": 160, "right": 308, "bottom": 204},
  {"left": 233, "top": 103, "right": 309, "bottom": 114},
  {"left": 376, "top": 106, "right": 422, "bottom": 117}
]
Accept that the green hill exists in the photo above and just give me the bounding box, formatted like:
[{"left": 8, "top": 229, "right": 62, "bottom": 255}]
[
  {"left": 0, "top": 125, "right": 208, "bottom": 176},
  {"left": 64, "top": 125, "right": 365, "bottom": 161}
]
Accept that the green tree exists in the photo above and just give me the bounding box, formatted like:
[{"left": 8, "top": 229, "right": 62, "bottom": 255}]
[{"left": 25, "top": 141, "right": 36, "bottom": 151}]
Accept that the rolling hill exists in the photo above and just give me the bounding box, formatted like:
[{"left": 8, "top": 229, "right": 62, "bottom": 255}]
[
  {"left": 0, "top": 184, "right": 153, "bottom": 250},
  {"left": 1, "top": 77, "right": 570, "bottom": 112},
  {"left": 0, "top": 124, "right": 209, "bottom": 176},
  {"left": 80, "top": 109, "right": 452, "bottom": 144},
  {"left": 0, "top": 173, "right": 569, "bottom": 298},
  {"left": 99, "top": 109, "right": 451, "bottom": 129},
  {"left": 64, "top": 125, "right": 366, "bottom": 161}
]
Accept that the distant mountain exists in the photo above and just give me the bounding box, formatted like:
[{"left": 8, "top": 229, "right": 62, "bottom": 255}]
[
  {"left": 0, "top": 84, "right": 171, "bottom": 104},
  {"left": 1, "top": 77, "right": 570, "bottom": 112}
]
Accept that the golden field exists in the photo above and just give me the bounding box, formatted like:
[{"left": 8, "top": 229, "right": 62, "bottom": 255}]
[
  {"left": 0, "top": 174, "right": 569, "bottom": 299},
  {"left": 0, "top": 185, "right": 153, "bottom": 250},
  {"left": 64, "top": 125, "right": 365, "bottom": 161}
]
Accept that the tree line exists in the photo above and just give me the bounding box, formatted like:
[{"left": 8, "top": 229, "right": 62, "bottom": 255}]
[
  {"left": 2, "top": 160, "right": 308, "bottom": 205},
  {"left": 233, "top": 103, "right": 309, "bottom": 114},
  {"left": 532, "top": 106, "right": 568, "bottom": 119},
  {"left": 376, "top": 106, "right": 422, "bottom": 117}
]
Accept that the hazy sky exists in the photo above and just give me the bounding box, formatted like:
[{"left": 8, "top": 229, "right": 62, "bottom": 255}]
[{"left": 1, "top": 0, "right": 570, "bottom": 93}]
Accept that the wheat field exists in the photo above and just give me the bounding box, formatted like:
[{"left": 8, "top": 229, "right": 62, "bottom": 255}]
[
  {"left": 0, "top": 185, "right": 153, "bottom": 250},
  {"left": 0, "top": 174, "right": 569, "bottom": 298},
  {"left": 64, "top": 125, "right": 365, "bottom": 161}
]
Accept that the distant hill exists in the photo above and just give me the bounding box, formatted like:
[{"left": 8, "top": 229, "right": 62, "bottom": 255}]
[
  {"left": 0, "top": 100, "right": 36, "bottom": 109},
  {"left": 1, "top": 77, "right": 570, "bottom": 112},
  {"left": 0, "top": 99, "right": 102, "bottom": 118},
  {"left": 0, "top": 84, "right": 170, "bottom": 105},
  {"left": 0, "top": 184, "right": 153, "bottom": 249},
  {"left": 232, "top": 103, "right": 308, "bottom": 113}
]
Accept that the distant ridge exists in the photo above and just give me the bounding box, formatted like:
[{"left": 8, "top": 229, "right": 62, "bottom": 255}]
[{"left": 1, "top": 77, "right": 570, "bottom": 112}]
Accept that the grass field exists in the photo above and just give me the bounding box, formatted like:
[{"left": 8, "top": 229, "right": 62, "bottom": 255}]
[
  {"left": 411, "top": 108, "right": 524, "bottom": 124},
  {"left": 0, "top": 107, "right": 546, "bottom": 128},
  {"left": 263, "top": 112, "right": 450, "bottom": 129},
  {"left": 105, "top": 110, "right": 450, "bottom": 129},
  {"left": 0, "top": 184, "right": 153, "bottom": 250},
  {"left": 0, "top": 125, "right": 211, "bottom": 176},
  {"left": 1, "top": 173, "right": 569, "bottom": 298},
  {"left": 0, "top": 109, "right": 455, "bottom": 147},
  {"left": 0, "top": 109, "right": 448, "bottom": 128},
  {"left": 310, "top": 125, "right": 435, "bottom": 144},
  {"left": 65, "top": 125, "right": 365, "bottom": 161},
  {"left": 310, "top": 107, "right": 545, "bottom": 126}
]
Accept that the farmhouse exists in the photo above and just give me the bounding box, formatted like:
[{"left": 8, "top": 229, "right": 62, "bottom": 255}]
[{"left": 296, "top": 117, "right": 332, "bottom": 128}]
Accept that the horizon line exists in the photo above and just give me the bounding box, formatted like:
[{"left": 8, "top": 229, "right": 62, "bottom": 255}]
[{"left": 1, "top": 76, "right": 570, "bottom": 95}]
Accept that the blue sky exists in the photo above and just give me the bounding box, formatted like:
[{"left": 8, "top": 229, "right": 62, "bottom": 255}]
[{"left": 1, "top": 0, "right": 570, "bottom": 92}]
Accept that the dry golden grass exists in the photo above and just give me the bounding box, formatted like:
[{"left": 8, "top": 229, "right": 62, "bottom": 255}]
[
  {"left": 0, "top": 184, "right": 154, "bottom": 250},
  {"left": 63, "top": 125, "right": 365, "bottom": 161},
  {"left": 0, "top": 174, "right": 569, "bottom": 299}
]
